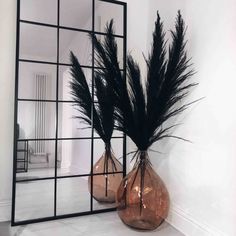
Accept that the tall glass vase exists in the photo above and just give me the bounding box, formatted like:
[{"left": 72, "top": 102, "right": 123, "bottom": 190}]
[
  {"left": 88, "top": 146, "right": 123, "bottom": 203},
  {"left": 116, "top": 151, "right": 169, "bottom": 230}
]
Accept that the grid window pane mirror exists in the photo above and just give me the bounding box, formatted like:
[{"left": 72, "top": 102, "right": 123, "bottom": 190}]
[{"left": 12, "top": 0, "right": 127, "bottom": 225}]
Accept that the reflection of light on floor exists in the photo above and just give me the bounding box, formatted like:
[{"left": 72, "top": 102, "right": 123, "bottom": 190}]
[{"left": 15, "top": 168, "right": 115, "bottom": 222}]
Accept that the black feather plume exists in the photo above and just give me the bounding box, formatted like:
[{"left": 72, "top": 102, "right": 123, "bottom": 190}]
[
  {"left": 70, "top": 50, "right": 115, "bottom": 146},
  {"left": 92, "top": 11, "right": 197, "bottom": 152}
]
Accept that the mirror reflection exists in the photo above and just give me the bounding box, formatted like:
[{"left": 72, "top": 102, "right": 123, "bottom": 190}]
[
  {"left": 95, "top": 0, "right": 124, "bottom": 35},
  {"left": 60, "top": 0, "right": 92, "bottom": 30},
  {"left": 20, "top": 23, "right": 57, "bottom": 62},
  {"left": 15, "top": 0, "right": 125, "bottom": 222},
  {"left": 20, "top": 0, "right": 58, "bottom": 24},
  {"left": 15, "top": 180, "right": 54, "bottom": 221}
]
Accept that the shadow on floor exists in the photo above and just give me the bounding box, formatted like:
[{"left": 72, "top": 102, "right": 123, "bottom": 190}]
[{"left": 0, "top": 222, "right": 26, "bottom": 236}]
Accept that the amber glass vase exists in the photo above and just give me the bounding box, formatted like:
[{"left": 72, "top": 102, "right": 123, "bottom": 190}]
[
  {"left": 116, "top": 151, "right": 169, "bottom": 230},
  {"left": 88, "top": 149, "right": 123, "bottom": 203}
]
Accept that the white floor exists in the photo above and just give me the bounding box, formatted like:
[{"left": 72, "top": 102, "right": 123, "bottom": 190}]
[
  {"left": 0, "top": 213, "right": 184, "bottom": 236},
  {"left": 11, "top": 168, "right": 184, "bottom": 235},
  {"left": 15, "top": 169, "right": 114, "bottom": 221}
]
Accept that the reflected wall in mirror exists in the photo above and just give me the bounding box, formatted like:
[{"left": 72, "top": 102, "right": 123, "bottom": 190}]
[{"left": 13, "top": 0, "right": 126, "bottom": 225}]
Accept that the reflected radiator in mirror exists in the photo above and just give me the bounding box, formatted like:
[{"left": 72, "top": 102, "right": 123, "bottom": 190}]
[{"left": 30, "top": 73, "right": 50, "bottom": 168}]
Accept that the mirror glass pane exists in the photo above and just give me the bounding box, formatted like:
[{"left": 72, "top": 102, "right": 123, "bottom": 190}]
[
  {"left": 92, "top": 174, "right": 118, "bottom": 211},
  {"left": 93, "top": 129, "right": 123, "bottom": 138},
  {"left": 57, "top": 139, "right": 91, "bottom": 177},
  {"left": 58, "top": 102, "right": 92, "bottom": 139},
  {"left": 60, "top": 0, "right": 92, "bottom": 30},
  {"left": 20, "top": 23, "right": 57, "bottom": 62},
  {"left": 59, "top": 29, "right": 92, "bottom": 65},
  {"left": 17, "top": 101, "right": 56, "bottom": 140},
  {"left": 58, "top": 66, "right": 92, "bottom": 101},
  {"left": 18, "top": 62, "right": 57, "bottom": 100},
  {"left": 57, "top": 177, "right": 90, "bottom": 215},
  {"left": 16, "top": 140, "right": 56, "bottom": 180},
  {"left": 20, "top": 0, "right": 58, "bottom": 24},
  {"left": 92, "top": 137, "right": 123, "bottom": 210},
  {"left": 15, "top": 180, "right": 54, "bottom": 221},
  {"left": 95, "top": 0, "right": 124, "bottom": 36},
  {"left": 93, "top": 138, "right": 123, "bottom": 166},
  {"left": 94, "top": 34, "right": 124, "bottom": 69}
]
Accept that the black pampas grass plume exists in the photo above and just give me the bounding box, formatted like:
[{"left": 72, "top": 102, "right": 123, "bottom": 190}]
[
  {"left": 70, "top": 52, "right": 115, "bottom": 146},
  {"left": 91, "top": 11, "right": 197, "bottom": 152}
]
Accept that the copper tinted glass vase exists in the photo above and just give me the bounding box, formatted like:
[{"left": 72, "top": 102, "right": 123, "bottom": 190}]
[
  {"left": 116, "top": 152, "right": 170, "bottom": 230},
  {"left": 88, "top": 149, "right": 123, "bottom": 203}
]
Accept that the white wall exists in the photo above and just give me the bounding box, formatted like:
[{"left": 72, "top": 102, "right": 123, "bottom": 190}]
[
  {"left": 0, "top": 0, "right": 16, "bottom": 221},
  {"left": 125, "top": 0, "right": 149, "bottom": 74},
  {"left": 1, "top": 1, "right": 235, "bottom": 235},
  {"left": 146, "top": 0, "right": 236, "bottom": 235}
]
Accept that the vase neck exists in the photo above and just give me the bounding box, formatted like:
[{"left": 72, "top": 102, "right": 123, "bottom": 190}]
[
  {"left": 133, "top": 150, "right": 151, "bottom": 167},
  {"left": 105, "top": 142, "right": 111, "bottom": 151},
  {"left": 139, "top": 151, "right": 148, "bottom": 161},
  {"left": 103, "top": 142, "right": 119, "bottom": 174}
]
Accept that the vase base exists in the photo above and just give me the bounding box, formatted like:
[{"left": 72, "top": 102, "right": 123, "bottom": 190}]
[
  {"left": 92, "top": 195, "right": 115, "bottom": 204},
  {"left": 122, "top": 218, "right": 165, "bottom": 231},
  {"left": 116, "top": 155, "right": 170, "bottom": 231}
]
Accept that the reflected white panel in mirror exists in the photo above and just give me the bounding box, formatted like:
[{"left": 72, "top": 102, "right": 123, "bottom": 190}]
[
  {"left": 16, "top": 140, "right": 56, "bottom": 180},
  {"left": 58, "top": 102, "right": 92, "bottom": 139},
  {"left": 18, "top": 62, "right": 56, "bottom": 100},
  {"left": 60, "top": 0, "right": 92, "bottom": 30},
  {"left": 95, "top": 0, "right": 124, "bottom": 36},
  {"left": 20, "top": 0, "right": 57, "bottom": 24},
  {"left": 57, "top": 139, "right": 91, "bottom": 177},
  {"left": 17, "top": 101, "right": 56, "bottom": 139},
  {"left": 15, "top": 180, "right": 54, "bottom": 221},
  {"left": 57, "top": 177, "right": 90, "bottom": 215},
  {"left": 58, "top": 66, "right": 92, "bottom": 101},
  {"left": 59, "top": 29, "right": 92, "bottom": 65},
  {"left": 20, "top": 23, "right": 57, "bottom": 62}
]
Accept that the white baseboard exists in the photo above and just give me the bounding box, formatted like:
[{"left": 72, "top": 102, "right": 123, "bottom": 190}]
[
  {"left": 0, "top": 200, "right": 11, "bottom": 222},
  {"left": 167, "top": 204, "right": 227, "bottom": 236}
]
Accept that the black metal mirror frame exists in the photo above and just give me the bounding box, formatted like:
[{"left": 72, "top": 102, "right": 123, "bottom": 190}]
[{"left": 12, "top": 0, "right": 127, "bottom": 226}]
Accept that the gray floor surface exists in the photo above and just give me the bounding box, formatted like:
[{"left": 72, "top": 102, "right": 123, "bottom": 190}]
[{"left": 0, "top": 213, "right": 184, "bottom": 236}]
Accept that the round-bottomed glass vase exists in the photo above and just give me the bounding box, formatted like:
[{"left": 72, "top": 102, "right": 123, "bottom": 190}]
[
  {"left": 116, "top": 152, "right": 170, "bottom": 230},
  {"left": 88, "top": 150, "right": 123, "bottom": 203}
]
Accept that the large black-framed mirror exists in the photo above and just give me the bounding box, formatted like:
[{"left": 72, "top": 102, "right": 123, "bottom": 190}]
[{"left": 12, "top": 0, "right": 127, "bottom": 226}]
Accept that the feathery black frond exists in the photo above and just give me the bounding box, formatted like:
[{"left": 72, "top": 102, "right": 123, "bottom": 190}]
[
  {"left": 91, "top": 12, "right": 197, "bottom": 152},
  {"left": 146, "top": 12, "right": 167, "bottom": 145},
  {"left": 146, "top": 11, "right": 197, "bottom": 147},
  {"left": 91, "top": 20, "right": 137, "bottom": 146},
  {"left": 72, "top": 11, "right": 196, "bottom": 155},
  {"left": 126, "top": 55, "right": 147, "bottom": 150},
  {"left": 94, "top": 72, "right": 115, "bottom": 142},
  {"left": 70, "top": 51, "right": 114, "bottom": 145},
  {"left": 70, "top": 52, "right": 93, "bottom": 126}
]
